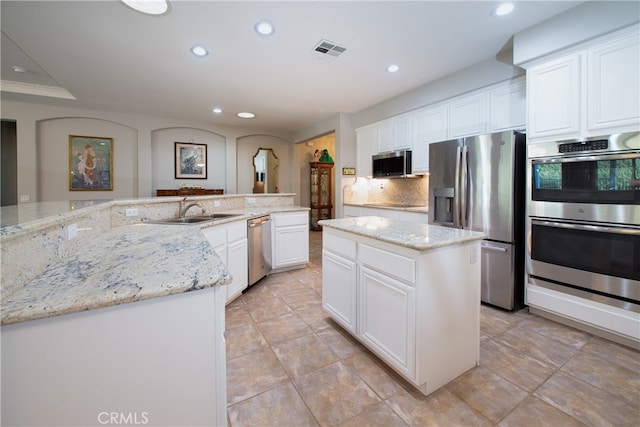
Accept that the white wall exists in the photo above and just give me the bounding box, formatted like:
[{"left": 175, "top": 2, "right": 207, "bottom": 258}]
[
  {"left": 151, "top": 128, "right": 226, "bottom": 193},
  {"left": 37, "top": 118, "right": 138, "bottom": 201},
  {"left": 0, "top": 100, "right": 292, "bottom": 203}
]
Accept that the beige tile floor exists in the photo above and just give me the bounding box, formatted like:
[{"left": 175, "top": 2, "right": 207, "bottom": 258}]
[{"left": 226, "top": 231, "right": 640, "bottom": 426}]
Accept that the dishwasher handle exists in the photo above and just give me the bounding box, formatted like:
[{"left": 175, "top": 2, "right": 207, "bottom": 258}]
[{"left": 248, "top": 216, "right": 271, "bottom": 227}]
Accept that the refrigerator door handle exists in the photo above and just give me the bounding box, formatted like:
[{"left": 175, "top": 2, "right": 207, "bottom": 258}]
[
  {"left": 460, "top": 145, "right": 468, "bottom": 228},
  {"left": 453, "top": 146, "right": 462, "bottom": 228}
]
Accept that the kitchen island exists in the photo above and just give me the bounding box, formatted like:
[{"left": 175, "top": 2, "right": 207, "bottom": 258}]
[
  {"left": 319, "top": 216, "right": 485, "bottom": 395},
  {"left": 1, "top": 194, "right": 306, "bottom": 427}
]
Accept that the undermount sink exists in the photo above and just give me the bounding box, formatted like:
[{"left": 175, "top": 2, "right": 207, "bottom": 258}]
[
  {"left": 197, "top": 213, "right": 243, "bottom": 219},
  {"left": 145, "top": 213, "right": 243, "bottom": 225}
]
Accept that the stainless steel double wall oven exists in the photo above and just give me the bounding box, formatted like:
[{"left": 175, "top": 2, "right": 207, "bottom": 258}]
[{"left": 526, "top": 132, "right": 640, "bottom": 312}]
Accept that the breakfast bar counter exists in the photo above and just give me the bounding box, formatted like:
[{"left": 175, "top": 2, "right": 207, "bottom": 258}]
[{"left": 1, "top": 193, "right": 301, "bottom": 427}]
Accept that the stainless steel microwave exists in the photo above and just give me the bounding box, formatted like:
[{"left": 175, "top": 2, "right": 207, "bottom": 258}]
[{"left": 372, "top": 150, "right": 412, "bottom": 178}]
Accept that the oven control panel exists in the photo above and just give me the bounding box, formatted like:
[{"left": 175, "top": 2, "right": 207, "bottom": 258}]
[{"left": 558, "top": 139, "right": 608, "bottom": 153}]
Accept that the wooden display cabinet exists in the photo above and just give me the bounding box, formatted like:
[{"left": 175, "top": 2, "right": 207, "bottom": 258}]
[{"left": 309, "top": 162, "right": 333, "bottom": 231}]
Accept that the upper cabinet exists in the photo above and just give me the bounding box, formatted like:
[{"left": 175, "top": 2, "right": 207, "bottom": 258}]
[
  {"left": 412, "top": 103, "right": 448, "bottom": 174},
  {"left": 356, "top": 76, "right": 525, "bottom": 174},
  {"left": 449, "top": 93, "right": 487, "bottom": 138},
  {"left": 489, "top": 78, "right": 527, "bottom": 132},
  {"left": 376, "top": 119, "right": 394, "bottom": 153},
  {"left": 526, "top": 24, "right": 639, "bottom": 143},
  {"left": 587, "top": 30, "right": 640, "bottom": 132},
  {"left": 355, "top": 125, "right": 376, "bottom": 177},
  {"left": 527, "top": 54, "right": 582, "bottom": 140},
  {"left": 392, "top": 113, "right": 413, "bottom": 151}
]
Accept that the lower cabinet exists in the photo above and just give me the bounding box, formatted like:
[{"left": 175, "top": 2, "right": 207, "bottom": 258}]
[
  {"left": 322, "top": 250, "right": 357, "bottom": 334},
  {"left": 359, "top": 266, "right": 416, "bottom": 378},
  {"left": 1, "top": 287, "right": 227, "bottom": 426},
  {"left": 202, "top": 221, "right": 248, "bottom": 304},
  {"left": 271, "top": 212, "right": 309, "bottom": 271}
]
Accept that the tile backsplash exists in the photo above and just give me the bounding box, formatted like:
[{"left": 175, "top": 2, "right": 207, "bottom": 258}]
[{"left": 343, "top": 175, "right": 428, "bottom": 207}]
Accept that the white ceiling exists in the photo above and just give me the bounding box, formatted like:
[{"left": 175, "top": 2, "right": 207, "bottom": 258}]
[{"left": 1, "top": 1, "right": 583, "bottom": 135}]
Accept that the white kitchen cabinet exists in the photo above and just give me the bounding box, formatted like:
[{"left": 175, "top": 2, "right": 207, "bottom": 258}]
[
  {"left": 202, "top": 220, "right": 248, "bottom": 304},
  {"left": 527, "top": 54, "right": 582, "bottom": 141},
  {"left": 271, "top": 212, "right": 309, "bottom": 271},
  {"left": 376, "top": 119, "right": 394, "bottom": 153},
  {"left": 227, "top": 238, "right": 249, "bottom": 301},
  {"left": 322, "top": 232, "right": 357, "bottom": 334},
  {"left": 355, "top": 126, "right": 375, "bottom": 177},
  {"left": 587, "top": 29, "right": 640, "bottom": 132},
  {"left": 489, "top": 77, "right": 526, "bottom": 132},
  {"left": 393, "top": 113, "right": 413, "bottom": 151},
  {"left": 321, "top": 226, "right": 480, "bottom": 395},
  {"left": 359, "top": 265, "right": 416, "bottom": 378},
  {"left": 2, "top": 287, "right": 227, "bottom": 426},
  {"left": 525, "top": 24, "right": 639, "bottom": 142},
  {"left": 412, "top": 104, "right": 448, "bottom": 173},
  {"left": 449, "top": 92, "right": 488, "bottom": 138}
]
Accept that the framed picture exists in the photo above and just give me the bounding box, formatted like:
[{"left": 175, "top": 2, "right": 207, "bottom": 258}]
[
  {"left": 69, "top": 135, "right": 113, "bottom": 191},
  {"left": 342, "top": 167, "right": 356, "bottom": 175},
  {"left": 175, "top": 142, "right": 207, "bottom": 179}
]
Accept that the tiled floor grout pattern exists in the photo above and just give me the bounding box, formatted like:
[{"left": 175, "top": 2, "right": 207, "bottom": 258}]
[{"left": 225, "top": 231, "right": 639, "bottom": 426}]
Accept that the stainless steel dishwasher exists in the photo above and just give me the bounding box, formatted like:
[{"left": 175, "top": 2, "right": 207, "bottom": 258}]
[{"left": 247, "top": 215, "right": 272, "bottom": 286}]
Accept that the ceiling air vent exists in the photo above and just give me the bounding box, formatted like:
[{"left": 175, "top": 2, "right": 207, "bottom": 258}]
[{"left": 313, "top": 39, "right": 347, "bottom": 57}]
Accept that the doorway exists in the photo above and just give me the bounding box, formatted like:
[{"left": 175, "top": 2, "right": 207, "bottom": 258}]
[
  {"left": 1, "top": 120, "right": 18, "bottom": 206},
  {"left": 295, "top": 132, "right": 335, "bottom": 210}
]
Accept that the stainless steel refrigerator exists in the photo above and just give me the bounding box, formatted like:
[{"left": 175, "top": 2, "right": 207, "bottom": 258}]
[{"left": 429, "top": 131, "right": 526, "bottom": 310}]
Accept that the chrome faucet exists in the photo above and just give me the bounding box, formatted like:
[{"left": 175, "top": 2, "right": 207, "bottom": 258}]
[{"left": 179, "top": 197, "right": 205, "bottom": 218}]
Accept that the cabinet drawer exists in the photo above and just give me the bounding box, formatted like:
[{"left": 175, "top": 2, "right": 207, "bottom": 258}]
[
  {"left": 273, "top": 212, "right": 308, "bottom": 227},
  {"left": 226, "top": 221, "right": 246, "bottom": 242},
  {"left": 324, "top": 232, "right": 357, "bottom": 259},
  {"left": 359, "top": 244, "right": 415, "bottom": 284}
]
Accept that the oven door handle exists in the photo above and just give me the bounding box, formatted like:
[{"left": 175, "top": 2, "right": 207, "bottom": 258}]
[
  {"left": 530, "top": 219, "right": 640, "bottom": 235},
  {"left": 531, "top": 152, "right": 640, "bottom": 164}
]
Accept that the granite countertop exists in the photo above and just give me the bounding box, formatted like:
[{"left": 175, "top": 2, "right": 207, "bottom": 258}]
[
  {"left": 319, "top": 216, "right": 485, "bottom": 251},
  {"left": 1, "top": 197, "right": 309, "bottom": 326},
  {"left": 1, "top": 223, "right": 231, "bottom": 325},
  {"left": 344, "top": 202, "right": 428, "bottom": 214}
]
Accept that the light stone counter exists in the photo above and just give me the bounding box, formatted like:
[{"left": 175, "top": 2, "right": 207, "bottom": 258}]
[
  {"left": 343, "top": 202, "right": 428, "bottom": 214},
  {"left": 319, "top": 216, "right": 484, "bottom": 251},
  {"left": 0, "top": 194, "right": 307, "bottom": 325},
  {"left": 1, "top": 223, "right": 231, "bottom": 325}
]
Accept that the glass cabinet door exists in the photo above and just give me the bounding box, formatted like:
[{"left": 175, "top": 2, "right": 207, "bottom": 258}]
[{"left": 310, "top": 162, "right": 333, "bottom": 230}]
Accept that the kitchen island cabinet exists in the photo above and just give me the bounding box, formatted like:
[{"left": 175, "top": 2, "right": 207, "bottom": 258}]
[{"left": 320, "top": 216, "right": 485, "bottom": 395}]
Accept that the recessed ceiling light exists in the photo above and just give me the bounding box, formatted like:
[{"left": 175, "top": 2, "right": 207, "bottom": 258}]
[
  {"left": 387, "top": 64, "right": 400, "bottom": 73},
  {"left": 121, "top": 0, "right": 169, "bottom": 15},
  {"left": 12, "top": 66, "right": 27, "bottom": 73},
  {"left": 212, "top": 108, "right": 222, "bottom": 114},
  {"left": 254, "top": 20, "right": 275, "bottom": 36},
  {"left": 237, "top": 112, "right": 256, "bottom": 119},
  {"left": 493, "top": 2, "right": 514, "bottom": 16},
  {"left": 190, "top": 45, "right": 209, "bottom": 57}
]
